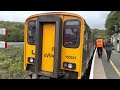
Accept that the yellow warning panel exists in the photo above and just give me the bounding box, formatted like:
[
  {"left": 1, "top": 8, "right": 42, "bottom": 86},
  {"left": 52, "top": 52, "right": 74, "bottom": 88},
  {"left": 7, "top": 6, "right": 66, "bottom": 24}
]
[{"left": 42, "top": 23, "right": 55, "bottom": 72}]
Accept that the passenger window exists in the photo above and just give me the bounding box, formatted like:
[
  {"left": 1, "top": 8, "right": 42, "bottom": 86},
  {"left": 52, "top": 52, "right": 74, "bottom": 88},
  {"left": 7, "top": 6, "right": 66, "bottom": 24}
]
[
  {"left": 28, "top": 21, "right": 36, "bottom": 45},
  {"left": 63, "top": 20, "right": 80, "bottom": 48}
]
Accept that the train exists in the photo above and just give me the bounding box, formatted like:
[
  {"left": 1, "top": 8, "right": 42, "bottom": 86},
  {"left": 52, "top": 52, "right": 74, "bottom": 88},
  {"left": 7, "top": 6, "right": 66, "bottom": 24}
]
[{"left": 24, "top": 12, "right": 96, "bottom": 79}]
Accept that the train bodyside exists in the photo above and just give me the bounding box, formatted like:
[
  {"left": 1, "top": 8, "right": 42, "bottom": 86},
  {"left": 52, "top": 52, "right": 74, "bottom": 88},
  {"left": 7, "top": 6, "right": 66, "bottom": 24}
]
[{"left": 81, "top": 24, "right": 95, "bottom": 77}]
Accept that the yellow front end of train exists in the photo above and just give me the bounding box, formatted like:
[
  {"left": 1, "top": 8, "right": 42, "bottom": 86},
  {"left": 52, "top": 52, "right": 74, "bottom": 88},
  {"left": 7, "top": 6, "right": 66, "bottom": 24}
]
[{"left": 24, "top": 12, "right": 91, "bottom": 79}]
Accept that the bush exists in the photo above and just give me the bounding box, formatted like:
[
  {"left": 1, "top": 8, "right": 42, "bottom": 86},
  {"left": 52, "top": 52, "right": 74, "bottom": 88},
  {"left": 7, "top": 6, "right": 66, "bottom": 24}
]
[{"left": 0, "top": 46, "right": 28, "bottom": 79}]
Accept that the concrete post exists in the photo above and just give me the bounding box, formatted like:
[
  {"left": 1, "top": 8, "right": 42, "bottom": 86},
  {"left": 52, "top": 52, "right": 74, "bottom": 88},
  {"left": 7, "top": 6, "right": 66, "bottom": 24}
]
[{"left": 0, "top": 28, "right": 8, "bottom": 48}]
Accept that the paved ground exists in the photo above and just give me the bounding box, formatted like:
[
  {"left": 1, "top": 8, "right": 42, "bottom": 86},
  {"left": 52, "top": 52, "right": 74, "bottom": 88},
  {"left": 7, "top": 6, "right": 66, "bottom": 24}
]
[
  {"left": 93, "top": 53, "right": 106, "bottom": 79},
  {"left": 111, "top": 50, "right": 120, "bottom": 72},
  {"left": 91, "top": 48, "right": 120, "bottom": 79},
  {"left": 101, "top": 49, "right": 120, "bottom": 79}
]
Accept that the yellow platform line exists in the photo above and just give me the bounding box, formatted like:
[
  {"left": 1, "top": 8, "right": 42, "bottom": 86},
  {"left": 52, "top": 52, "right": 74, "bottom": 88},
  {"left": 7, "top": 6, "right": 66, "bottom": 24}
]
[
  {"left": 110, "top": 60, "right": 120, "bottom": 76},
  {"left": 103, "top": 49, "right": 120, "bottom": 77}
]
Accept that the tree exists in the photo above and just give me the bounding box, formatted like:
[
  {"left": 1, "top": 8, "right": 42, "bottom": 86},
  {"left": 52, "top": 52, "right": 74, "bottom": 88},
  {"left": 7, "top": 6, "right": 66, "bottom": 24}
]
[{"left": 105, "top": 11, "right": 120, "bottom": 37}]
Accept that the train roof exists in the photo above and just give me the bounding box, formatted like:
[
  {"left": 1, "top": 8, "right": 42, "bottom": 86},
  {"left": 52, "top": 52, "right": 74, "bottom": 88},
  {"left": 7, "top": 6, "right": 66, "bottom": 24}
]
[
  {"left": 25, "top": 12, "right": 85, "bottom": 22},
  {"left": 25, "top": 12, "right": 91, "bottom": 29}
]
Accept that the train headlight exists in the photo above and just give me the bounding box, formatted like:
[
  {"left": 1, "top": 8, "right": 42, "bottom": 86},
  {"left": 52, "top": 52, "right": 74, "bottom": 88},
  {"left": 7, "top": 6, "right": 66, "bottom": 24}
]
[
  {"left": 28, "top": 57, "right": 34, "bottom": 63},
  {"left": 63, "top": 62, "right": 76, "bottom": 70},
  {"left": 68, "top": 63, "right": 73, "bottom": 69},
  {"left": 30, "top": 58, "right": 34, "bottom": 62}
]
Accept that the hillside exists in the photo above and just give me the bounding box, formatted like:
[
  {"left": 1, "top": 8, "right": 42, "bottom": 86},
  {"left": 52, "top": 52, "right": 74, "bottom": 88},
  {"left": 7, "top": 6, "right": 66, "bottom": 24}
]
[
  {"left": 92, "top": 29, "right": 108, "bottom": 39},
  {"left": 0, "top": 21, "right": 24, "bottom": 42}
]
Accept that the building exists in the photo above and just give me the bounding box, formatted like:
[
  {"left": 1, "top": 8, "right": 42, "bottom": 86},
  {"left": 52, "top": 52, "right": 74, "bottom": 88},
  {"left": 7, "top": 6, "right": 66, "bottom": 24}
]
[{"left": 111, "top": 29, "right": 120, "bottom": 53}]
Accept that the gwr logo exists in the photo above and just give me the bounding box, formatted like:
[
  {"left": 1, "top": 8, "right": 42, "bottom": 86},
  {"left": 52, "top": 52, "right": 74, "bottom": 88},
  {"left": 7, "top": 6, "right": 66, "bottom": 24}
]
[{"left": 44, "top": 53, "right": 54, "bottom": 58}]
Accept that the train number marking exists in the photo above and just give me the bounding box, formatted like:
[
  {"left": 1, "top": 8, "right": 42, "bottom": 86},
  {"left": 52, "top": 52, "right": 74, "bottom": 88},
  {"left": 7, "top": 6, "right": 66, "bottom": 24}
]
[{"left": 65, "top": 56, "right": 76, "bottom": 59}]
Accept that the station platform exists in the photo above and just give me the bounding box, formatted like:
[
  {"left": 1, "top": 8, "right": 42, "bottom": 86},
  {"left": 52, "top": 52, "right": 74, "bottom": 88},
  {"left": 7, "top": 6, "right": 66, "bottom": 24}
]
[{"left": 89, "top": 48, "right": 120, "bottom": 79}]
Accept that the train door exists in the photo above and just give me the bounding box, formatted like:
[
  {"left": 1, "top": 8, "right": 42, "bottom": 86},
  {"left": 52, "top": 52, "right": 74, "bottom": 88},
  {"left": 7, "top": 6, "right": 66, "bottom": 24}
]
[
  {"left": 34, "top": 15, "right": 62, "bottom": 78},
  {"left": 42, "top": 23, "right": 55, "bottom": 72}
]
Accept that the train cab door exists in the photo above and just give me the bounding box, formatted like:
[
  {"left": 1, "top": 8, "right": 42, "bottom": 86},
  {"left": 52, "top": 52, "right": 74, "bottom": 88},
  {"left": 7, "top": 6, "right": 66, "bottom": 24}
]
[
  {"left": 35, "top": 15, "right": 62, "bottom": 78},
  {"left": 42, "top": 23, "right": 55, "bottom": 72}
]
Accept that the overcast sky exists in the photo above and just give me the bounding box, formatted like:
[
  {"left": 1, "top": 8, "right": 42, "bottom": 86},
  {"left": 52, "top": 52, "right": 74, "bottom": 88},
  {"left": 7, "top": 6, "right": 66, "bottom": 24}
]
[{"left": 0, "top": 11, "right": 110, "bottom": 29}]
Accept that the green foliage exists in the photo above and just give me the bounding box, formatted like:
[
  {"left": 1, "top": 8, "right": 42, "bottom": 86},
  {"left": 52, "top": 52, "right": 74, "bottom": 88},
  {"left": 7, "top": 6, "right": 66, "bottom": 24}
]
[
  {"left": 0, "top": 46, "right": 28, "bottom": 79},
  {"left": 92, "top": 29, "right": 108, "bottom": 39},
  {"left": 105, "top": 11, "right": 120, "bottom": 36},
  {"left": 0, "top": 21, "right": 24, "bottom": 42}
]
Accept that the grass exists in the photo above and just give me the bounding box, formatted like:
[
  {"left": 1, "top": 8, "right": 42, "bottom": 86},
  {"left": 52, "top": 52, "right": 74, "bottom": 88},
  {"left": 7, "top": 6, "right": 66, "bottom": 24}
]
[{"left": 0, "top": 46, "right": 29, "bottom": 79}]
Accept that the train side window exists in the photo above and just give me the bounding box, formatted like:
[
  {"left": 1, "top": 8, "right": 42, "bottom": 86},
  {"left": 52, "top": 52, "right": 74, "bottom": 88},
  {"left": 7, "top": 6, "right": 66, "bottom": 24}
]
[
  {"left": 28, "top": 21, "right": 36, "bottom": 45},
  {"left": 63, "top": 20, "right": 80, "bottom": 48}
]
